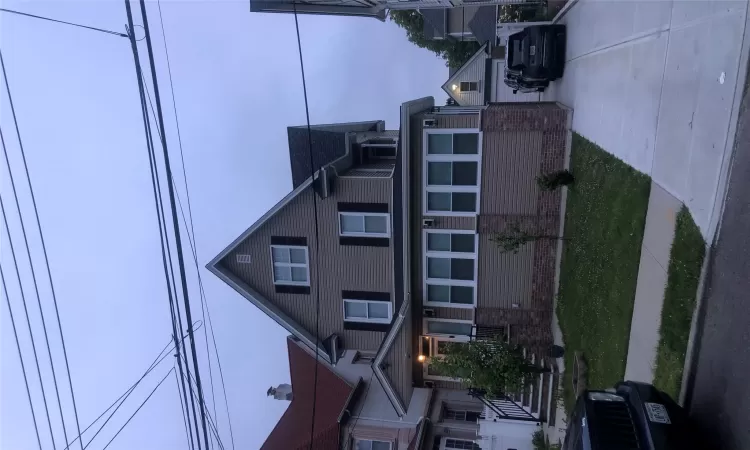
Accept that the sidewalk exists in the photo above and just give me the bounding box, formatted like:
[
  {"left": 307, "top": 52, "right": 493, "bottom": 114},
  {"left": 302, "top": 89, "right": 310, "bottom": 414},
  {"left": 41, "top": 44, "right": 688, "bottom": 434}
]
[{"left": 624, "top": 183, "right": 682, "bottom": 383}]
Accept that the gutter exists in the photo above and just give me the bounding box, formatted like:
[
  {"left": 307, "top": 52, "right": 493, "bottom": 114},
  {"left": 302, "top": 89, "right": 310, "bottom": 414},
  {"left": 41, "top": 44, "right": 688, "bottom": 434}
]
[{"left": 371, "top": 298, "right": 411, "bottom": 418}]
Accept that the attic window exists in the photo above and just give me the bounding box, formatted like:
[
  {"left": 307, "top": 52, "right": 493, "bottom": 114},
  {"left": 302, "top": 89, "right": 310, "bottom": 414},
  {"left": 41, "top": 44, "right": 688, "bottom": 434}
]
[
  {"left": 459, "top": 81, "right": 478, "bottom": 92},
  {"left": 270, "top": 245, "right": 310, "bottom": 286},
  {"left": 236, "top": 254, "right": 252, "bottom": 264}
]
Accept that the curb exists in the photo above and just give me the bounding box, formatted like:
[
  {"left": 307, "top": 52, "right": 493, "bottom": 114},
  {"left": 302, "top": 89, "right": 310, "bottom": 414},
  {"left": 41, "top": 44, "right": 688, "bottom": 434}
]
[
  {"left": 677, "top": 242, "right": 711, "bottom": 407},
  {"left": 552, "top": 0, "right": 579, "bottom": 24}
]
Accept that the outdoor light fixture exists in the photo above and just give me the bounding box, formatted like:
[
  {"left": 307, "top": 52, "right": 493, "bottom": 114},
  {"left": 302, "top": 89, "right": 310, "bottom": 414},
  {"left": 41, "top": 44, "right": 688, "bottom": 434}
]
[
  {"left": 452, "top": 84, "right": 458, "bottom": 91},
  {"left": 417, "top": 354, "right": 426, "bottom": 363}
]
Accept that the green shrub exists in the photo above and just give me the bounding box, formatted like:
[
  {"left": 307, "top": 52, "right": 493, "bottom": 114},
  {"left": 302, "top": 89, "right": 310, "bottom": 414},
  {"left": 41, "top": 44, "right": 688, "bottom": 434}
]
[{"left": 537, "top": 170, "right": 575, "bottom": 191}]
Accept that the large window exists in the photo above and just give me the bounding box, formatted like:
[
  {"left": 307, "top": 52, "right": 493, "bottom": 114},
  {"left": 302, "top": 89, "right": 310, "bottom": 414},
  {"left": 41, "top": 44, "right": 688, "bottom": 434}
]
[
  {"left": 442, "top": 438, "right": 480, "bottom": 450},
  {"left": 424, "top": 130, "right": 481, "bottom": 216},
  {"left": 343, "top": 299, "right": 392, "bottom": 324},
  {"left": 270, "top": 245, "right": 309, "bottom": 286},
  {"left": 443, "top": 408, "right": 481, "bottom": 422},
  {"left": 424, "top": 231, "right": 477, "bottom": 308},
  {"left": 339, "top": 212, "right": 390, "bottom": 237},
  {"left": 355, "top": 439, "right": 392, "bottom": 450}
]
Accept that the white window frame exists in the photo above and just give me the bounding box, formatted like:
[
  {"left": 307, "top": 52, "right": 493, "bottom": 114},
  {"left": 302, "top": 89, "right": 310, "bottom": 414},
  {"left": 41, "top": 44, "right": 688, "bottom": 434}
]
[
  {"left": 423, "top": 318, "right": 475, "bottom": 341},
  {"left": 459, "top": 81, "right": 479, "bottom": 91},
  {"left": 343, "top": 299, "right": 392, "bottom": 324},
  {"left": 423, "top": 129, "right": 482, "bottom": 217},
  {"left": 440, "top": 437, "right": 478, "bottom": 450},
  {"left": 353, "top": 439, "right": 393, "bottom": 450},
  {"left": 338, "top": 212, "right": 391, "bottom": 238},
  {"left": 423, "top": 229, "right": 478, "bottom": 309},
  {"left": 269, "top": 245, "right": 310, "bottom": 286}
]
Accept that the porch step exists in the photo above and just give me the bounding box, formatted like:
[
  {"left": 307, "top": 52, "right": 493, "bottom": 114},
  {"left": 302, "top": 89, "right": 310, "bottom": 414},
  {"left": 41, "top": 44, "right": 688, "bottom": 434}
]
[
  {"left": 547, "top": 371, "right": 562, "bottom": 428},
  {"left": 531, "top": 359, "right": 545, "bottom": 416}
]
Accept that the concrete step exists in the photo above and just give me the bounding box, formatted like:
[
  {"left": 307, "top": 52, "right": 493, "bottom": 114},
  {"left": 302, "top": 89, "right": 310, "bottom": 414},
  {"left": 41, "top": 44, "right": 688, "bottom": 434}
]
[{"left": 547, "top": 371, "right": 561, "bottom": 428}]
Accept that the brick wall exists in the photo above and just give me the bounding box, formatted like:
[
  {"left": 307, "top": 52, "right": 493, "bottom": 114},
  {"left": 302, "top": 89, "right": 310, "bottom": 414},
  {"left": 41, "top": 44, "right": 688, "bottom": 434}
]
[{"left": 476, "top": 103, "right": 569, "bottom": 353}]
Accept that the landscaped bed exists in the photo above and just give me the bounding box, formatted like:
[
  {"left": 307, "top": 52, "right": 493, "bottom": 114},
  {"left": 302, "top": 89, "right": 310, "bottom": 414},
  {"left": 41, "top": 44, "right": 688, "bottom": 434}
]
[
  {"left": 652, "top": 207, "right": 706, "bottom": 399},
  {"left": 557, "top": 133, "right": 651, "bottom": 411}
]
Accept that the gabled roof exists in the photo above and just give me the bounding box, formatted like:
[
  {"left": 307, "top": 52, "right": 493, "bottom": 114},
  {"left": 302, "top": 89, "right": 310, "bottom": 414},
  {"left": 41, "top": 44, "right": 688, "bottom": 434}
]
[
  {"left": 261, "top": 338, "right": 356, "bottom": 450},
  {"left": 420, "top": 8, "right": 446, "bottom": 40},
  {"left": 441, "top": 42, "right": 488, "bottom": 104},
  {"left": 287, "top": 121, "right": 382, "bottom": 188},
  {"left": 467, "top": 6, "right": 498, "bottom": 44}
]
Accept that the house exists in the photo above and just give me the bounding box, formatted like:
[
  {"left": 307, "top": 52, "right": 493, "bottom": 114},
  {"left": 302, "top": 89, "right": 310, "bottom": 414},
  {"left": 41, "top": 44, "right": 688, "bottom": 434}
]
[
  {"left": 247, "top": 0, "right": 535, "bottom": 21},
  {"left": 207, "top": 99, "right": 571, "bottom": 449},
  {"left": 262, "top": 337, "right": 361, "bottom": 449},
  {"left": 443, "top": 41, "right": 542, "bottom": 106},
  {"left": 420, "top": 6, "right": 500, "bottom": 45}
]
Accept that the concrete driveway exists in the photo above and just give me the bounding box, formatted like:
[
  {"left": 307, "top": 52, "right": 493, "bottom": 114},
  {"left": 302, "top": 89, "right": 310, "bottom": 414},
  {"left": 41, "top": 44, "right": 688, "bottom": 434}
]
[{"left": 544, "top": 0, "right": 750, "bottom": 238}]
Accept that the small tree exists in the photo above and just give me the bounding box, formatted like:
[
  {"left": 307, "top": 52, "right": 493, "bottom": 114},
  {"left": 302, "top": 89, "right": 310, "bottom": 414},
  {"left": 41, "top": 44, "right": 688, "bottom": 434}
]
[
  {"left": 536, "top": 170, "right": 575, "bottom": 191},
  {"left": 491, "top": 223, "right": 567, "bottom": 254},
  {"left": 428, "top": 338, "right": 548, "bottom": 397}
]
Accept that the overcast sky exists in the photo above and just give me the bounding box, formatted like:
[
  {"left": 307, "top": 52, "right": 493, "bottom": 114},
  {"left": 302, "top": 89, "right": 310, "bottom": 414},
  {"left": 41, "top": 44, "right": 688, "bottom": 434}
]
[{"left": 0, "top": 1, "right": 447, "bottom": 448}]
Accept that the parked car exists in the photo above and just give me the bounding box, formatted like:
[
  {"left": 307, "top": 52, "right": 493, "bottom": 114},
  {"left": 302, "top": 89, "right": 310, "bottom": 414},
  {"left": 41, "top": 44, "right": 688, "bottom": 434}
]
[
  {"left": 563, "top": 381, "right": 701, "bottom": 450},
  {"left": 505, "top": 24, "right": 566, "bottom": 93}
]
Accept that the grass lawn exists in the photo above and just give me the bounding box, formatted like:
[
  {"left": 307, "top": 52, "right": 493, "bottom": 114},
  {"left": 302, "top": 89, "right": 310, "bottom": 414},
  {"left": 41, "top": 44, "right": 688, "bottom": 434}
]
[
  {"left": 652, "top": 207, "right": 706, "bottom": 399},
  {"left": 557, "top": 133, "right": 651, "bottom": 411}
]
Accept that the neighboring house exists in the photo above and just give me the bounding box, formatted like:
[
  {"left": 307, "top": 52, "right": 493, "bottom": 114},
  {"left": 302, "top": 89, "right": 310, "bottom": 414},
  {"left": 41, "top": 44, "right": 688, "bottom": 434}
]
[
  {"left": 442, "top": 42, "right": 540, "bottom": 106},
  {"left": 420, "top": 6, "right": 499, "bottom": 45},
  {"left": 247, "top": 0, "right": 535, "bottom": 21},
  {"left": 208, "top": 99, "right": 571, "bottom": 449}
]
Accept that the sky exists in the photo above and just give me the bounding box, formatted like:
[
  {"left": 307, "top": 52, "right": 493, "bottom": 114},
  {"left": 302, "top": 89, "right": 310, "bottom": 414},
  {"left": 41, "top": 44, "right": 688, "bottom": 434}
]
[{"left": 0, "top": 1, "right": 447, "bottom": 449}]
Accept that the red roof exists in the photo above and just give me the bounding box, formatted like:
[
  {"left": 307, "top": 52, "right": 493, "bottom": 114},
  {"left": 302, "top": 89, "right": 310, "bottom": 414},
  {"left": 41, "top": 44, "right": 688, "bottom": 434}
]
[{"left": 261, "top": 338, "right": 354, "bottom": 450}]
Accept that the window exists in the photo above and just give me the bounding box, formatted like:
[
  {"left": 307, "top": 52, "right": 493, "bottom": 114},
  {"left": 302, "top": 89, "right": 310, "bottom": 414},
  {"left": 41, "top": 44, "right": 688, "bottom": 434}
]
[
  {"left": 424, "top": 131, "right": 481, "bottom": 216},
  {"left": 270, "top": 245, "right": 309, "bottom": 285},
  {"left": 343, "top": 299, "right": 392, "bottom": 324},
  {"left": 442, "top": 438, "right": 480, "bottom": 450},
  {"left": 339, "top": 212, "right": 390, "bottom": 237},
  {"left": 424, "top": 231, "right": 477, "bottom": 307},
  {"left": 355, "top": 439, "right": 391, "bottom": 450},
  {"left": 443, "top": 408, "right": 480, "bottom": 422},
  {"left": 459, "top": 81, "right": 478, "bottom": 91}
]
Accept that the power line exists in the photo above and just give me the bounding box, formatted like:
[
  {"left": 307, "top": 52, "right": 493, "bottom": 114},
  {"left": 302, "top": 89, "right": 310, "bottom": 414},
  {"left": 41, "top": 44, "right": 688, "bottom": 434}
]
[
  {"left": 179, "top": 366, "right": 226, "bottom": 450},
  {"left": 0, "top": 196, "right": 56, "bottom": 448},
  {"left": 175, "top": 368, "right": 193, "bottom": 449},
  {"left": 63, "top": 321, "right": 203, "bottom": 450},
  {"left": 0, "top": 7, "right": 127, "bottom": 37},
  {"left": 122, "top": 7, "right": 201, "bottom": 449},
  {"left": 134, "top": 1, "right": 211, "bottom": 448},
  {"left": 291, "top": 5, "right": 325, "bottom": 449},
  {"left": 0, "top": 267, "right": 44, "bottom": 450},
  {"left": 1, "top": 47, "right": 85, "bottom": 450},
  {"left": 99, "top": 367, "right": 176, "bottom": 450},
  {"left": 0, "top": 8, "right": 128, "bottom": 37},
  {"left": 138, "top": 14, "right": 235, "bottom": 445}
]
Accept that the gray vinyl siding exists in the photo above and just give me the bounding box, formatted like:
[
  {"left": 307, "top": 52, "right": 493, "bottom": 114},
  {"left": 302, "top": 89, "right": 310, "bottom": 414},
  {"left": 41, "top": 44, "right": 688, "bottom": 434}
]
[
  {"left": 410, "top": 112, "right": 480, "bottom": 324},
  {"left": 383, "top": 305, "right": 414, "bottom": 408},
  {"left": 432, "top": 307, "right": 473, "bottom": 321},
  {"left": 480, "top": 131, "right": 542, "bottom": 214},
  {"left": 442, "top": 50, "right": 487, "bottom": 106},
  {"left": 478, "top": 235, "right": 535, "bottom": 310},
  {"left": 477, "top": 130, "right": 543, "bottom": 310},
  {"left": 221, "top": 177, "right": 394, "bottom": 352}
]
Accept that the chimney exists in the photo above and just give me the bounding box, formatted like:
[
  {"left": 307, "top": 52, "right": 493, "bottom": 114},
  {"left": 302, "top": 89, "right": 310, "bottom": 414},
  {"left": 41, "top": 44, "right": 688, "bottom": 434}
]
[{"left": 267, "top": 384, "right": 292, "bottom": 401}]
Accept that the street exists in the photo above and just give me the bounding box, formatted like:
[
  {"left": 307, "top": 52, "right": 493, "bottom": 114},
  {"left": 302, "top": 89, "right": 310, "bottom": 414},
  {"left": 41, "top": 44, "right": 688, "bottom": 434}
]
[{"left": 683, "top": 79, "right": 750, "bottom": 450}]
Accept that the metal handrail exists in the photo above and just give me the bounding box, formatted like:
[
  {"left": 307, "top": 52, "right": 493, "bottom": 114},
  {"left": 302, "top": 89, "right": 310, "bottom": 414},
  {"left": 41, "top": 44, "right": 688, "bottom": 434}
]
[{"left": 469, "top": 388, "right": 539, "bottom": 422}]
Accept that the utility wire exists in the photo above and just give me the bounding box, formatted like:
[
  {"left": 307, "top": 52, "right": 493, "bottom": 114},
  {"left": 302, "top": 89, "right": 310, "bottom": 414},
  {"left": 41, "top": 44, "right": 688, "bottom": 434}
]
[
  {"left": 99, "top": 367, "right": 176, "bottom": 450},
  {"left": 175, "top": 367, "right": 193, "bottom": 449},
  {"left": 0, "top": 8, "right": 128, "bottom": 37},
  {"left": 0, "top": 196, "right": 56, "bottom": 448},
  {"left": 64, "top": 321, "right": 203, "bottom": 450},
  {"left": 291, "top": 6, "right": 325, "bottom": 448},
  {"left": 139, "top": 41, "right": 235, "bottom": 450},
  {"left": 1, "top": 48, "right": 85, "bottom": 450},
  {"left": 154, "top": 2, "right": 222, "bottom": 441},
  {"left": 135, "top": 1, "right": 211, "bottom": 449},
  {"left": 179, "top": 367, "right": 226, "bottom": 450},
  {"left": 0, "top": 267, "right": 44, "bottom": 450},
  {"left": 122, "top": 9, "right": 201, "bottom": 450}
]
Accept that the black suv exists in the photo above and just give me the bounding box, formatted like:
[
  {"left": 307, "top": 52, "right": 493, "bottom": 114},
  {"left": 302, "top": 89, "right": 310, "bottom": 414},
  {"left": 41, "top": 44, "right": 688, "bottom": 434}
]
[
  {"left": 505, "top": 24, "right": 566, "bottom": 93},
  {"left": 564, "top": 381, "right": 700, "bottom": 450}
]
